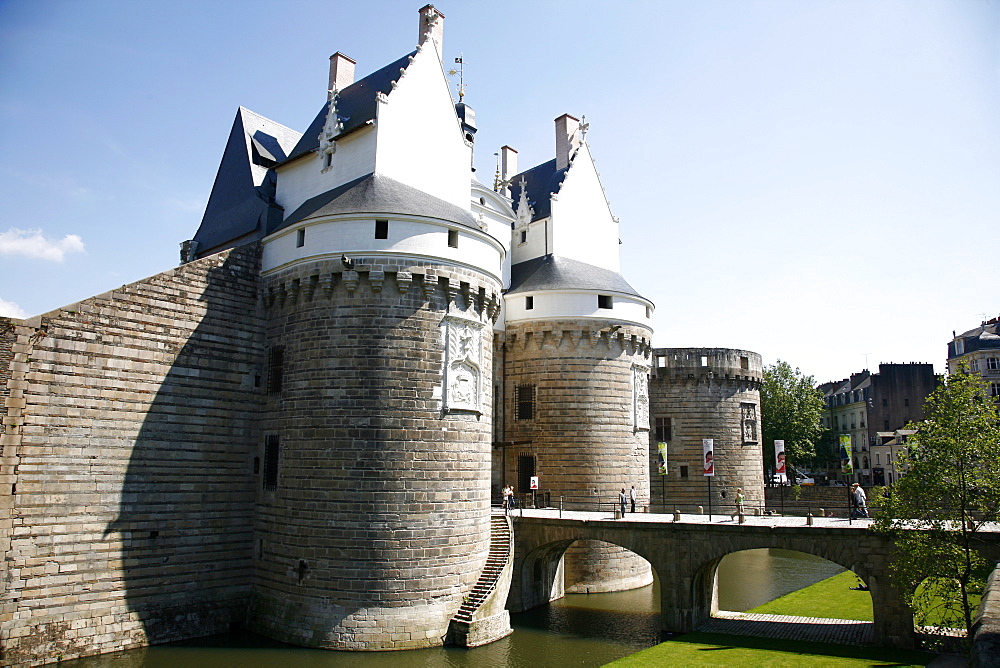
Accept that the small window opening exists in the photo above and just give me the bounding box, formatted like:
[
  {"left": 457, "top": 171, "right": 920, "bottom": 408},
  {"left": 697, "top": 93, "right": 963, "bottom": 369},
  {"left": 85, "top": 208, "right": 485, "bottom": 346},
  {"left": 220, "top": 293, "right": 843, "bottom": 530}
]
[
  {"left": 700, "top": 355, "right": 709, "bottom": 366},
  {"left": 253, "top": 456, "right": 260, "bottom": 474},
  {"left": 525, "top": 296, "right": 534, "bottom": 310},
  {"left": 448, "top": 229, "right": 459, "bottom": 248},
  {"left": 264, "top": 435, "right": 280, "bottom": 491},
  {"left": 679, "top": 465, "right": 689, "bottom": 478},
  {"left": 266, "top": 346, "right": 284, "bottom": 395},
  {"left": 515, "top": 384, "right": 535, "bottom": 421},
  {"left": 297, "top": 560, "right": 308, "bottom": 584},
  {"left": 740, "top": 356, "right": 749, "bottom": 370},
  {"left": 657, "top": 356, "right": 666, "bottom": 368},
  {"left": 324, "top": 152, "right": 332, "bottom": 169},
  {"left": 375, "top": 219, "right": 388, "bottom": 239},
  {"left": 296, "top": 229, "right": 305, "bottom": 248},
  {"left": 520, "top": 230, "right": 527, "bottom": 244},
  {"left": 597, "top": 295, "right": 612, "bottom": 309}
]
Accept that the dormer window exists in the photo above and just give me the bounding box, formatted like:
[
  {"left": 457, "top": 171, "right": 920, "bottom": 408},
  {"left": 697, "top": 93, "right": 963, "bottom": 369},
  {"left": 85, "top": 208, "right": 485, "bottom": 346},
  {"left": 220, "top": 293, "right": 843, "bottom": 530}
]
[
  {"left": 448, "top": 229, "right": 459, "bottom": 248},
  {"left": 597, "top": 295, "right": 612, "bottom": 309},
  {"left": 375, "top": 219, "right": 388, "bottom": 239},
  {"left": 296, "top": 229, "right": 305, "bottom": 248},
  {"left": 519, "top": 230, "right": 527, "bottom": 244},
  {"left": 323, "top": 152, "right": 333, "bottom": 169},
  {"left": 525, "top": 296, "right": 533, "bottom": 310}
]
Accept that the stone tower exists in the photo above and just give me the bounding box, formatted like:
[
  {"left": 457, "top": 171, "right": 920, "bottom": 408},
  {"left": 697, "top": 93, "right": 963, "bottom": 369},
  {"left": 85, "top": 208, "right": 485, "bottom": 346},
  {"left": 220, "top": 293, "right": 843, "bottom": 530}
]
[
  {"left": 648, "top": 347, "right": 765, "bottom": 512},
  {"left": 213, "top": 7, "right": 509, "bottom": 650},
  {"left": 496, "top": 116, "right": 655, "bottom": 593}
]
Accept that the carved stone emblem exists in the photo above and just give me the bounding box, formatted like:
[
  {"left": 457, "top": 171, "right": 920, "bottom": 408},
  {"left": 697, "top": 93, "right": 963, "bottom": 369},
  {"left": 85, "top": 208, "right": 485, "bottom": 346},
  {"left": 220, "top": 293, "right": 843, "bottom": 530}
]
[
  {"left": 443, "top": 315, "right": 484, "bottom": 413},
  {"left": 634, "top": 365, "right": 650, "bottom": 431}
]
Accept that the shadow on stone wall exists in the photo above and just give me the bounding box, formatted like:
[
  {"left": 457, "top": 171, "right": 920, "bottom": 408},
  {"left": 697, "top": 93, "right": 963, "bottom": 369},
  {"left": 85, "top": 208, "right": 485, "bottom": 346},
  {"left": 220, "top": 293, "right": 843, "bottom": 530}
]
[{"left": 102, "top": 246, "right": 264, "bottom": 645}]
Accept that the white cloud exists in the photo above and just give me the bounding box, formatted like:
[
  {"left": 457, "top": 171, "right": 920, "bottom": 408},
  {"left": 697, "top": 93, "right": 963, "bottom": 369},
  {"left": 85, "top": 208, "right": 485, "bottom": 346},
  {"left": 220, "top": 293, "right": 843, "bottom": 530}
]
[
  {"left": 0, "top": 228, "right": 86, "bottom": 262},
  {"left": 0, "top": 298, "right": 29, "bottom": 319}
]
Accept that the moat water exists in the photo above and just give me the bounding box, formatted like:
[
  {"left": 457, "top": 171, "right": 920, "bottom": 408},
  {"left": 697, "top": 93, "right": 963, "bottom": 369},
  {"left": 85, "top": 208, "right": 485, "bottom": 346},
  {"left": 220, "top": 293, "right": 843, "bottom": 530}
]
[{"left": 64, "top": 549, "right": 846, "bottom": 667}]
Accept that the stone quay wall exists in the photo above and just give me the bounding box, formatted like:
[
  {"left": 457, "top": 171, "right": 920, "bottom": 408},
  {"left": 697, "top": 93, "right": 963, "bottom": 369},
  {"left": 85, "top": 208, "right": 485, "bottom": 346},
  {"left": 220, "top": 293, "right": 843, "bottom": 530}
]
[
  {"left": 499, "top": 320, "right": 654, "bottom": 593},
  {"left": 0, "top": 245, "right": 265, "bottom": 666},
  {"left": 249, "top": 257, "right": 501, "bottom": 650},
  {"left": 648, "top": 348, "right": 765, "bottom": 513}
]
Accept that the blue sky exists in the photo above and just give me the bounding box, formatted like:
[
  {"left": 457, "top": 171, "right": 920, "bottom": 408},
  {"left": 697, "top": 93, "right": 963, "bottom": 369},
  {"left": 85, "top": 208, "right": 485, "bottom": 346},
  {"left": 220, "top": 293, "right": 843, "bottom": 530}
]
[{"left": 0, "top": 0, "right": 997, "bottom": 383}]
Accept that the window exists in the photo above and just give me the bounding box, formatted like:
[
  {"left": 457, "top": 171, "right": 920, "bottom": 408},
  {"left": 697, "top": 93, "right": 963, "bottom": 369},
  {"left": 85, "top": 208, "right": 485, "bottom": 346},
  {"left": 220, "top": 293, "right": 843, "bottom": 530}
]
[
  {"left": 324, "top": 152, "right": 332, "bottom": 169},
  {"left": 657, "top": 356, "right": 666, "bottom": 368},
  {"left": 266, "top": 346, "right": 284, "bottom": 395},
  {"left": 597, "top": 295, "right": 612, "bottom": 309},
  {"left": 904, "top": 398, "right": 910, "bottom": 407},
  {"left": 375, "top": 219, "right": 388, "bottom": 239},
  {"left": 740, "top": 356, "right": 749, "bottom": 370},
  {"left": 860, "top": 415, "right": 865, "bottom": 427},
  {"left": 515, "top": 383, "right": 535, "bottom": 420},
  {"left": 448, "top": 229, "right": 459, "bottom": 248},
  {"left": 296, "top": 229, "right": 305, "bottom": 247},
  {"left": 991, "top": 383, "right": 1000, "bottom": 397},
  {"left": 884, "top": 420, "right": 890, "bottom": 430},
  {"left": 655, "top": 417, "right": 672, "bottom": 441},
  {"left": 876, "top": 453, "right": 880, "bottom": 465},
  {"left": 741, "top": 403, "right": 758, "bottom": 443},
  {"left": 517, "top": 454, "right": 536, "bottom": 493},
  {"left": 263, "top": 435, "right": 280, "bottom": 491},
  {"left": 520, "top": 230, "right": 527, "bottom": 244},
  {"left": 971, "top": 359, "right": 980, "bottom": 372},
  {"left": 989, "top": 358, "right": 1000, "bottom": 370},
  {"left": 679, "top": 465, "right": 689, "bottom": 478},
  {"left": 525, "top": 296, "right": 534, "bottom": 310},
  {"left": 883, "top": 398, "right": 888, "bottom": 407}
]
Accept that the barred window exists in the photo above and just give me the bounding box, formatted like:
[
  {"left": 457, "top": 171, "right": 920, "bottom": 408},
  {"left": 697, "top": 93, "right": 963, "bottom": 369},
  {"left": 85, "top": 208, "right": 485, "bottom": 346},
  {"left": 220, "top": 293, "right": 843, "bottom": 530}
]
[
  {"left": 515, "top": 383, "right": 535, "bottom": 421},
  {"left": 741, "top": 403, "right": 758, "bottom": 444},
  {"left": 266, "top": 346, "right": 284, "bottom": 395},
  {"left": 655, "top": 417, "right": 672, "bottom": 442},
  {"left": 263, "top": 435, "right": 280, "bottom": 491}
]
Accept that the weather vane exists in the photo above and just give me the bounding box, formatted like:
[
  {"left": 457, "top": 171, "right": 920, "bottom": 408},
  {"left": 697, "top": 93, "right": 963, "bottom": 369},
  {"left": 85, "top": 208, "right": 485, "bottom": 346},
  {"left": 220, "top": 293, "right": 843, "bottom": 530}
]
[
  {"left": 579, "top": 115, "right": 590, "bottom": 140},
  {"left": 448, "top": 53, "right": 466, "bottom": 101}
]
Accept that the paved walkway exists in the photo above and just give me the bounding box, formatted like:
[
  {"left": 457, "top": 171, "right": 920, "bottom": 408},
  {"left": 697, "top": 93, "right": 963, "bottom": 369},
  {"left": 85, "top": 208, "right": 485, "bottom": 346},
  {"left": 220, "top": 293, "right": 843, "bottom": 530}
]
[
  {"left": 508, "top": 507, "right": 877, "bottom": 529},
  {"left": 698, "top": 610, "right": 875, "bottom": 645}
]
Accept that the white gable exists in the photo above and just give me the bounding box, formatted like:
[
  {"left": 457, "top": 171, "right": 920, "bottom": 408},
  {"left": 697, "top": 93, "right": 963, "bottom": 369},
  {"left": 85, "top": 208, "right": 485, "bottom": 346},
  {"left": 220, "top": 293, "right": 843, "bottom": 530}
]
[
  {"left": 374, "top": 43, "right": 471, "bottom": 211},
  {"left": 549, "top": 143, "right": 620, "bottom": 272}
]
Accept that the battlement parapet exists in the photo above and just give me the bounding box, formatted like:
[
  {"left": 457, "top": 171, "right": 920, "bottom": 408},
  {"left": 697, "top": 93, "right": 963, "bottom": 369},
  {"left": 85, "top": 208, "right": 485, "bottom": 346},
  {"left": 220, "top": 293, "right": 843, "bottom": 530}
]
[{"left": 650, "top": 347, "right": 763, "bottom": 387}]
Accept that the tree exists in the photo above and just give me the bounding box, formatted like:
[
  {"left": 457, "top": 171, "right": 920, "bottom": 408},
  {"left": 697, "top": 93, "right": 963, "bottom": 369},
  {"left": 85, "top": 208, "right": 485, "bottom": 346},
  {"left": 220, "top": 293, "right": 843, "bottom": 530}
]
[
  {"left": 760, "top": 360, "right": 826, "bottom": 469},
  {"left": 872, "top": 370, "right": 1000, "bottom": 642}
]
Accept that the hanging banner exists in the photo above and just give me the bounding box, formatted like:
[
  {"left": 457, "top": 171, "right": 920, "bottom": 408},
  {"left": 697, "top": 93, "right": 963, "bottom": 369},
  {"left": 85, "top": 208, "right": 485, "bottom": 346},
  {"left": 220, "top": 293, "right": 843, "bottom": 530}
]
[
  {"left": 840, "top": 434, "right": 854, "bottom": 474},
  {"left": 657, "top": 442, "right": 668, "bottom": 475},
  {"left": 774, "top": 440, "right": 786, "bottom": 476},
  {"left": 703, "top": 438, "right": 715, "bottom": 476}
]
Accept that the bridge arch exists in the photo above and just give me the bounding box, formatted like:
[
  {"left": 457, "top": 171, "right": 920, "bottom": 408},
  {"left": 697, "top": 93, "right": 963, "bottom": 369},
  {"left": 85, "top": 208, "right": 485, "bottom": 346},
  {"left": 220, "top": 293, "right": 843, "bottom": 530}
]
[{"left": 509, "top": 515, "right": 919, "bottom": 649}]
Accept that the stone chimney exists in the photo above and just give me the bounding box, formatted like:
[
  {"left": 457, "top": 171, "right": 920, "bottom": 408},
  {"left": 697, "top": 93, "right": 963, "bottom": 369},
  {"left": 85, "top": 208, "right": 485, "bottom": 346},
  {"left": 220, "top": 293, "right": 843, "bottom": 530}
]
[
  {"left": 501, "top": 146, "right": 518, "bottom": 183},
  {"left": 418, "top": 5, "right": 445, "bottom": 54},
  {"left": 554, "top": 114, "right": 581, "bottom": 171},
  {"left": 328, "top": 52, "right": 356, "bottom": 94}
]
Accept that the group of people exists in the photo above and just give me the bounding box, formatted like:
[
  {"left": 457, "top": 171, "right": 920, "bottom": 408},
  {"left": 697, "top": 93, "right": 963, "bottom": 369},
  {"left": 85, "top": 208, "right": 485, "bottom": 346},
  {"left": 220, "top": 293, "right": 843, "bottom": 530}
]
[
  {"left": 501, "top": 485, "right": 516, "bottom": 511},
  {"left": 617, "top": 486, "right": 638, "bottom": 515}
]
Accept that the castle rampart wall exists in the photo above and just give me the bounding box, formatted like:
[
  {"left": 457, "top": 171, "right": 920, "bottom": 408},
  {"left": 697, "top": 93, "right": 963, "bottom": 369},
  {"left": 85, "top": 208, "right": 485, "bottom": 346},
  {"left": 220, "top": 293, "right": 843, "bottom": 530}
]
[{"left": 0, "top": 245, "right": 264, "bottom": 666}]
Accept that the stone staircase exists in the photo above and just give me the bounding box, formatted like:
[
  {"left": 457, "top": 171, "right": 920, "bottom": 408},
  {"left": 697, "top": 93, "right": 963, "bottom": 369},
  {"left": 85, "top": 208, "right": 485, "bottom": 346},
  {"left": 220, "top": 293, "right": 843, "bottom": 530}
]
[{"left": 453, "top": 514, "right": 511, "bottom": 623}]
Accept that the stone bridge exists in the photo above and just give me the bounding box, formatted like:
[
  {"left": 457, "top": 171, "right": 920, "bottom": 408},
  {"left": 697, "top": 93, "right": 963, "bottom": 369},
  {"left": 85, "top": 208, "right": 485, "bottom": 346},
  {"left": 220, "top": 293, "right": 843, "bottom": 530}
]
[{"left": 507, "top": 510, "right": 1000, "bottom": 649}]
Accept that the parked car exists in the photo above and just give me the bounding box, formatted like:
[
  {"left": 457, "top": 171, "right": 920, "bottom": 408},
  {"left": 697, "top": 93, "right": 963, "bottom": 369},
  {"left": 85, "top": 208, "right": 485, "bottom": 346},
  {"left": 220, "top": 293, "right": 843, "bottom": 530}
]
[{"left": 796, "top": 475, "right": 816, "bottom": 486}]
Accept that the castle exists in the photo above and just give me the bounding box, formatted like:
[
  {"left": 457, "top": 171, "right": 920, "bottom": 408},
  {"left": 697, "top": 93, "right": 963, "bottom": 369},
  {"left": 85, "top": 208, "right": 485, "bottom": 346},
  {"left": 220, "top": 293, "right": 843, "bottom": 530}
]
[{"left": 0, "top": 6, "right": 763, "bottom": 664}]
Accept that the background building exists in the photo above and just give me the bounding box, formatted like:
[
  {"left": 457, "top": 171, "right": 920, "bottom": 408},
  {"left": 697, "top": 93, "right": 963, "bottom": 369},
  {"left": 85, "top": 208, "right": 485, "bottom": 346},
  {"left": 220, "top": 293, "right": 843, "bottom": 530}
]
[{"left": 948, "top": 315, "right": 1000, "bottom": 406}]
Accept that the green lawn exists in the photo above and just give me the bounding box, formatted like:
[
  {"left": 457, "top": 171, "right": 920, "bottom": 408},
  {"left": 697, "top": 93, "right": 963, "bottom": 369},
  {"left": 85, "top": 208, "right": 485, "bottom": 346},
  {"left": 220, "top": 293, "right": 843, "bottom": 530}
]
[
  {"left": 607, "top": 632, "right": 935, "bottom": 667},
  {"left": 748, "top": 570, "right": 874, "bottom": 621}
]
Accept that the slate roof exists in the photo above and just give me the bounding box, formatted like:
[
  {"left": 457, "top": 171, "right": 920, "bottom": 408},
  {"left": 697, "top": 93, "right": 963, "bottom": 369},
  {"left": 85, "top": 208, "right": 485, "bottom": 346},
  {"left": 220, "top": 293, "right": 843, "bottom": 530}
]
[
  {"left": 508, "top": 159, "right": 567, "bottom": 222},
  {"left": 277, "top": 172, "right": 478, "bottom": 231},
  {"left": 507, "top": 254, "right": 645, "bottom": 299},
  {"left": 285, "top": 52, "right": 416, "bottom": 163},
  {"left": 191, "top": 107, "right": 302, "bottom": 256}
]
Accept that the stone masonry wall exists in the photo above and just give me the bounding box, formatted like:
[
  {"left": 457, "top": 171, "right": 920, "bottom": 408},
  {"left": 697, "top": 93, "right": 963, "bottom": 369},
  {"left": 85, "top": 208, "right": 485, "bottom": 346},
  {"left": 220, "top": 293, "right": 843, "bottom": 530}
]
[
  {"left": 502, "top": 321, "right": 654, "bottom": 593},
  {"left": 648, "top": 348, "right": 764, "bottom": 513},
  {"left": 249, "top": 258, "right": 501, "bottom": 650},
  {"left": 0, "top": 245, "right": 264, "bottom": 666}
]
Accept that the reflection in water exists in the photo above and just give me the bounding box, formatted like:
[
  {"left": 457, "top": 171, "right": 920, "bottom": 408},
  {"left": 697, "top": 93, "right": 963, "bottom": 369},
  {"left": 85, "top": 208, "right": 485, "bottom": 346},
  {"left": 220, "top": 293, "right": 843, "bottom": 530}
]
[{"left": 62, "top": 549, "right": 844, "bottom": 667}]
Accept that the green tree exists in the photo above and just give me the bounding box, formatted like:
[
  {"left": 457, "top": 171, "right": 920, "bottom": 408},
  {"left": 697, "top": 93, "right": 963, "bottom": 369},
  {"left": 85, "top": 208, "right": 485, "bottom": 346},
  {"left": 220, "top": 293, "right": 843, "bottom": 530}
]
[
  {"left": 872, "top": 370, "right": 1000, "bottom": 642},
  {"left": 760, "top": 360, "right": 826, "bottom": 469}
]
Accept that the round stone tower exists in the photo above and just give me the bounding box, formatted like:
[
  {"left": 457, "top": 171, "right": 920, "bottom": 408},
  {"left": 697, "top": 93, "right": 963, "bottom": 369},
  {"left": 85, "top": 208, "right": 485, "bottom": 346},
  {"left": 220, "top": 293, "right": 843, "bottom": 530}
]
[
  {"left": 249, "top": 175, "right": 505, "bottom": 650},
  {"left": 647, "top": 347, "right": 765, "bottom": 513}
]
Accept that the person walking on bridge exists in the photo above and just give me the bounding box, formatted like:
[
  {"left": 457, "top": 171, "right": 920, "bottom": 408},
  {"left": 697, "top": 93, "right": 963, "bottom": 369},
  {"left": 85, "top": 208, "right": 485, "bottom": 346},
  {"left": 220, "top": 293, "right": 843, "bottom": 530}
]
[
  {"left": 851, "top": 482, "right": 868, "bottom": 518},
  {"left": 630, "top": 485, "right": 637, "bottom": 513},
  {"left": 619, "top": 488, "right": 627, "bottom": 517},
  {"left": 731, "top": 488, "right": 745, "bottom": 520}
]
